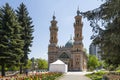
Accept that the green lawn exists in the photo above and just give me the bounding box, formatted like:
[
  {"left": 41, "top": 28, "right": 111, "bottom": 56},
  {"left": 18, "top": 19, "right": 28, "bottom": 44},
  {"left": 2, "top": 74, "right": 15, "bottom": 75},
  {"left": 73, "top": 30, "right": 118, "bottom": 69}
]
[{"left": 86, "top": 71, "right": 107, "bottom": 80}]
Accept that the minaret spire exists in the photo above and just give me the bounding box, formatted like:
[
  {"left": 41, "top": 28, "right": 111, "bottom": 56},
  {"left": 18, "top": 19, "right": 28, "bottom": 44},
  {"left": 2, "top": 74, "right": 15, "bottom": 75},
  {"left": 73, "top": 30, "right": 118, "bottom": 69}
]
[
  {"left": 70, "top": 34, "right": 72, "bottom": 40},
  {"left": 53, "top": 11, "right": 56, "bottom": 20},
  {"left": 77, "top": 6, "right": 80, "bottom": 16}
]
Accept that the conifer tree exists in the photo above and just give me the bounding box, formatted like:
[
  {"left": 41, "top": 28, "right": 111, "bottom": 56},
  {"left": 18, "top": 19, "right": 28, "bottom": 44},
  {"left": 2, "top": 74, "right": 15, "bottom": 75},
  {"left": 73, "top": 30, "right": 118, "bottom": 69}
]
[
  {"left": 82, "top": 0, "right": 120, "bottom": 67},
  {"left": 0, "top": 3, "right": 24, "bottom": 76},
  {"left": 16, "top": 3, "right": 34, "bottom": 73}
]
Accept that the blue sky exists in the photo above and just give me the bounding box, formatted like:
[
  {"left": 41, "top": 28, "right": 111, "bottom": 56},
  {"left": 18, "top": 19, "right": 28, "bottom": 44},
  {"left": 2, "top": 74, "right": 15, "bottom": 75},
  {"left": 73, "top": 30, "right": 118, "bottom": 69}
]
[{"left": 0, "top": 0, "right": 103, "bottom": 60}]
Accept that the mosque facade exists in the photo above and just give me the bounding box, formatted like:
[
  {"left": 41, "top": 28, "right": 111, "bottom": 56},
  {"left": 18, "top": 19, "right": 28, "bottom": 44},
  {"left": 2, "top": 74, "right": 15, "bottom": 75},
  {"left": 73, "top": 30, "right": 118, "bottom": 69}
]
[{"left": 48, "top": 9, "right": 87, "bottom": 71}]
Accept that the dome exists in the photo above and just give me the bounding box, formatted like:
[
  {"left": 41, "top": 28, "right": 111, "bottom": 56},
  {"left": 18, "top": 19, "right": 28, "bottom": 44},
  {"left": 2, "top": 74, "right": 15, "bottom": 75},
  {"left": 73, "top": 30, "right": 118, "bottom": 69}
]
[{"left": 65, "top": 39, "right": 73, "bottom": 48}]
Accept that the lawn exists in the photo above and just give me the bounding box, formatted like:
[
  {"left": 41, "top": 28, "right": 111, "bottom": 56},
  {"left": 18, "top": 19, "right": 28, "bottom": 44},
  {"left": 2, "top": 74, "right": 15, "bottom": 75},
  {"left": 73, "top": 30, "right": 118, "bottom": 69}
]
[{"left": 86, "top": 71, "right": 107, "bottom": 80}]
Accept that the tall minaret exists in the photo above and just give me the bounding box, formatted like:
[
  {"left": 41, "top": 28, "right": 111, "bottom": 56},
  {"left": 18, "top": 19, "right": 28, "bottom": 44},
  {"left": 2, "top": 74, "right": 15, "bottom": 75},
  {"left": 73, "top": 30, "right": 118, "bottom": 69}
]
[
  {"left": 73, "top": 8, "right": 83, "bottom": 51},
  {"left": 48, "top": 14, "right": 58, "bottom": 63},
  {"left": 49, "top": 15, "right": 58, "bottom": 45},
  {"left": 72, "top": 8, "right": 84, "bottom": 71}
]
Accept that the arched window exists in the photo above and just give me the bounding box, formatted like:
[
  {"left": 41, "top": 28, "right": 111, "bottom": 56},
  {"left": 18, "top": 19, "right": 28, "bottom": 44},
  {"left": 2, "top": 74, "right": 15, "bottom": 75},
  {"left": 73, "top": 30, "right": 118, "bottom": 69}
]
[
  {"left": 51, "top": 37, "right": 53, "bottom": 40},
  {"left": 77, "top": 34, "right": 79, "bottom": 37},
  {"left": 77, "top": 48, "right": 79, "bottom": 51}
]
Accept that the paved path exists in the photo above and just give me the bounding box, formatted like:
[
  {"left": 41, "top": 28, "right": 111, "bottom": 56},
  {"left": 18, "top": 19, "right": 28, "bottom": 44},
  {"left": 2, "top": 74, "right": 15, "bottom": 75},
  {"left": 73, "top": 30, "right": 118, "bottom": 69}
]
[{"left": 57, "top": 72, "right": 92, "bottom": 80}]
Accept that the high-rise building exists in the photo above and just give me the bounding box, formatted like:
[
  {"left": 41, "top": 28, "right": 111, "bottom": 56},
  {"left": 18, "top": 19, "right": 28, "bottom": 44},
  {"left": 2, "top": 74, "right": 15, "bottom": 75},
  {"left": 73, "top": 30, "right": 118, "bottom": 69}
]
[{"left": 89, "top": 42, "right": 101, "bottom": 60}]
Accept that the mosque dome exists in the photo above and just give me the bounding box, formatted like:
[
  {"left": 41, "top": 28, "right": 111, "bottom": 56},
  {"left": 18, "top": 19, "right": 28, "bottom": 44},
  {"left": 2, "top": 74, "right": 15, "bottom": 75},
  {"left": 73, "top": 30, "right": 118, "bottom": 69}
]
[{"left": 65, "top": 39, "right": 73, "bottom": 48}]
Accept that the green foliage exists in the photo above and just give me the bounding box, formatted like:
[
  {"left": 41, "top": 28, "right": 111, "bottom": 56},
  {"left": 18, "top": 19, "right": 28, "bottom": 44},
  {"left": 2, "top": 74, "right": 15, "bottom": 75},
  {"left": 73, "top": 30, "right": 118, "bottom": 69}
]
[
  {"left": 116, "top": 70, "right": 120, "bottom": 73},
  {"left": 23, "top": 59, "right": 32, "bottom": 69},
  {"left": 86, "top": 71, "right": 107, "bottom": 80},
  {"left": 82, "top": 0, "right": 120, "bottom": 67},
  {"left": 0, "top": 2, "right": 33, "bottom": 76},
  {"left": 7, "top": 65, "right": 19, "bottom": 71},
  {"left": 16, "top": 3, "right": 34, "bottom": 74},
  {"left": 16, "top": 3, "right": 34, "bottom": 65},
  {"left": 16, "top": 2, "right": 34, "bottom": 65},
  {"left": 37, "top": 58, "right": 48, "bottom": 69},
  {"left": 87, "top": 55, "right": 100, "bottom": 71},
  {"left": 0, "top": 3, "right": 24, "bottom": 76},
  {"left": 0, "top": 3, "right": 24, "bottom": 64},
  {"left": 116, "top": 65, "right": 120, "bottom": 72}
]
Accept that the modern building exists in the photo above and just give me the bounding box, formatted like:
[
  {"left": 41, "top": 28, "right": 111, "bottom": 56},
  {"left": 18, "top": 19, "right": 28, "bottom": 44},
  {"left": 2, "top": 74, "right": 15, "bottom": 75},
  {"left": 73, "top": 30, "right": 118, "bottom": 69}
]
[
  {"left": 48, "top": 9, "right": 87, "bottom": 71},
  {"left": 89, "top": 42, "right": 101, "bottom": 60}
]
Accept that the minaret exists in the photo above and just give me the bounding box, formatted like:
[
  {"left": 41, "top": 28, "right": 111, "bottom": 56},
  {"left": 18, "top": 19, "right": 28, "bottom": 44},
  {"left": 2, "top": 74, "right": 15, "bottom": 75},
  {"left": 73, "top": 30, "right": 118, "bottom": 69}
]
[
  {"left": 72, "top": 8, "right": 84, "bottom": 71},
  {"left": 49, "top": 15, "right": 58, "bottom": 45},
  {"left": 48, "top": 14, "right": 58, "bottom": 63},
  {"left": 73, "top": 8, "right": 83, "bottom": 51}
]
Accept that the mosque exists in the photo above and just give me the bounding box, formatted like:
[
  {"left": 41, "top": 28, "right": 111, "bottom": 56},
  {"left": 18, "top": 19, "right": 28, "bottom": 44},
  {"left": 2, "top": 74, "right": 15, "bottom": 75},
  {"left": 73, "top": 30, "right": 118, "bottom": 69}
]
[{"left": 48, "top": 9, "right": 87, "bottom": 71}]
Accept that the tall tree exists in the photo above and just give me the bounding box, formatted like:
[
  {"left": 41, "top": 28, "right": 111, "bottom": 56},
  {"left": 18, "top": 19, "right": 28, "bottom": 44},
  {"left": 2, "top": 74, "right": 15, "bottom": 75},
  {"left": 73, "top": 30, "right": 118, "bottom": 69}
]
[
  {"left": 87, "top": 55, "right": 100, "bottom": 71},
  {"left": 82, "top": 0, "right": 120, "bottom": 67},
  {"left": 16, "top": 3, "right": 34, "bottom": 74},
  {"left": 37, "top": 58, "right": 48, "bottom": 69},
  {"left": 0, "top": 3, "right": 24, "bottom": 76}
]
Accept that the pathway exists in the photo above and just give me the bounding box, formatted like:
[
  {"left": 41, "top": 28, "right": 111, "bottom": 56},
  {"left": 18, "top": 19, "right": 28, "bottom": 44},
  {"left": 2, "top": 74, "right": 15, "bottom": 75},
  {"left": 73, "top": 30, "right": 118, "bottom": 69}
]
[{"left": 57, "top": 72, "right": 92, "bottom": 80}]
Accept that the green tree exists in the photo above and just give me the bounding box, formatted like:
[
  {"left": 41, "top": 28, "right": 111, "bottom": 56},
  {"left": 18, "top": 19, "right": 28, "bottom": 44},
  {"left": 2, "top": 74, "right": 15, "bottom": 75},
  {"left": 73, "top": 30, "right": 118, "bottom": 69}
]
[
  {"left": 37, "top": 58, "right": 48, "bottom": 69},
  {"left": 82, "top": 0, "right": 120, "bottom": 67},
  {"left": 87, "top": 55, "right": 100, "bottom": 71},
  {"left": 0, "top": 3, "right": 24, "bottom": 76},
  {"left": 16, "top": 3, "right": 34, "bottom": 74},
  {"left": 24, "top": 59, "right": 32, "bottom": 69},
  {"left": 7, "top": 65, "right": 19, "bottom": 71}
]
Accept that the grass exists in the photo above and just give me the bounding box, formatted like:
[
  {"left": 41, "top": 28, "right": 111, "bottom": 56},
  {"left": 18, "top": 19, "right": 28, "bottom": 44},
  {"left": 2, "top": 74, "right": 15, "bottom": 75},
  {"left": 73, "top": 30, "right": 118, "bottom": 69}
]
[{"left": 86, "top": 71, "right": 107, "bottom": 80}]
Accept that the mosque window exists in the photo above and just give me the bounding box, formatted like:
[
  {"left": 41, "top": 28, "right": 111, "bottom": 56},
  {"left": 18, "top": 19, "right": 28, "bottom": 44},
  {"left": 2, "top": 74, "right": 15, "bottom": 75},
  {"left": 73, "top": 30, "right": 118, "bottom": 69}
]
[
  {"left": 77, "top": 58, "right": 79, "bottom": 61},
  {"left": 76, "top": 62, "right": 79, "bottom": 65},
  {"left": 50, "top": 57, "right": 53, "bottom": 61},
  {"left": 77, "top": 34, "right": 79, "bottom": 37},
  {"left": 76, "top": 20, "right": 79, "bottom": 24},
  {"left": 51, "top": 37, "right": 53, "bottom": 40},
  {"left": 77, "top": 48, "right": 79, "bottom": 51}
]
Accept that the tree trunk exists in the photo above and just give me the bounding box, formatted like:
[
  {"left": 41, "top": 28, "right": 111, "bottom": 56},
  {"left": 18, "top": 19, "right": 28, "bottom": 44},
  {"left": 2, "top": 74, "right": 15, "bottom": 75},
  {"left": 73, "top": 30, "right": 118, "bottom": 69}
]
[
  {"left": 20, "top": 64, "right": 22, "bottom": 74},
  {"left": 1, "top": 63, "right": 5, "bottom": 76}
]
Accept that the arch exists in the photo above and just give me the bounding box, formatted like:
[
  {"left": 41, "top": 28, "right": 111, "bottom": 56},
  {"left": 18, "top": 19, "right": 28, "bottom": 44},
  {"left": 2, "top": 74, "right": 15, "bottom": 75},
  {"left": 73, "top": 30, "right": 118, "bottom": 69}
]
[{"left": 59, "top": 52, "right": 69, "bottom": 59}]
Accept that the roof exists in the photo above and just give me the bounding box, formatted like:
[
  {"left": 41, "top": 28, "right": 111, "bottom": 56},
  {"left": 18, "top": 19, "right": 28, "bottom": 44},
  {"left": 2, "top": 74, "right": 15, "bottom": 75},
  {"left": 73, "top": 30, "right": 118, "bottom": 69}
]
[
  {"left": 51, "top": 59, "right": 65, "bottom": 64},
  {"left": 65, "top": 39, "right": 73, "bottom": 48}
]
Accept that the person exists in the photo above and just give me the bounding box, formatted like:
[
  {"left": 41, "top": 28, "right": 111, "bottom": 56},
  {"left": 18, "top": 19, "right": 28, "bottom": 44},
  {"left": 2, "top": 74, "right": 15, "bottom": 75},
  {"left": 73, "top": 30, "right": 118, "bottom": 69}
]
[{"left": 25, "top": 68, "right": 28, "bottom": 76}]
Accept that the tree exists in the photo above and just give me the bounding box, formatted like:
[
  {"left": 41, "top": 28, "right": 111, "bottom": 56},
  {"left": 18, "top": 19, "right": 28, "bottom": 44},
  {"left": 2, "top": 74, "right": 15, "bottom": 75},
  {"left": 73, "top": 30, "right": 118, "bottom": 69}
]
[
  {"left": 87, "top": 55, "right": 100, "bottom": 71},
  {"left": 37, "top": 58, "right": 48, "bottom": 69},
  {"left": 23, "top": 59, "right": 32, "bottom": 69},
  {"left": 82, "top": 0, "right": 120, "bottom": 67},
  {"left": 16, "top": 3, "right": 34, "bottom": 74},
  {"left": 0, "top": 3, "right": 24, "bottom": 76}
]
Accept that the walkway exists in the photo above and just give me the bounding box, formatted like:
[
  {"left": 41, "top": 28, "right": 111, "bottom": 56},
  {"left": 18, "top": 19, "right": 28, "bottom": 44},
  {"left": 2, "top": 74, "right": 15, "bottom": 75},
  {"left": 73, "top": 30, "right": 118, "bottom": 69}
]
[{"left": 57, "top": 72, "right": 92, "bottom": 80}]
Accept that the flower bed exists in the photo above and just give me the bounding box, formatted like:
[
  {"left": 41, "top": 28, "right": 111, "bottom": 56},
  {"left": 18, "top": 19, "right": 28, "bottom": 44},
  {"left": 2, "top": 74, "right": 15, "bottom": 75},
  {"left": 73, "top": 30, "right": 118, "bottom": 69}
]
[
  {"left": 103, "top": 72, "right": 120, "bottom": 80},
  {"left": 0, "top": 72, "right": 62, "bottom": 80}
]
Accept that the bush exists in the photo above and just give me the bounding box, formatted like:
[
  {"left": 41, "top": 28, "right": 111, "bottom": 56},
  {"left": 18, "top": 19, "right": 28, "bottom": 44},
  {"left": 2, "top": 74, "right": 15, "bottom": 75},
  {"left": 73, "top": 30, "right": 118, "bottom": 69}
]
[
  {"left": 116, "top": 70, "right": 120, "bottom": 73},
  {"left": 116, "top": 65, "right": 120, "bottom": 71}
]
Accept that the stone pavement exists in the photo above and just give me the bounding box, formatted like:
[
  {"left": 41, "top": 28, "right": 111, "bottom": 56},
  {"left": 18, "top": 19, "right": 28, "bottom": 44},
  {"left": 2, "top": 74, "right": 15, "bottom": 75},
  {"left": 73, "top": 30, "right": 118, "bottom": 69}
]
[{"left": 57, "top": 72, "right": 92, "bottom": 80}]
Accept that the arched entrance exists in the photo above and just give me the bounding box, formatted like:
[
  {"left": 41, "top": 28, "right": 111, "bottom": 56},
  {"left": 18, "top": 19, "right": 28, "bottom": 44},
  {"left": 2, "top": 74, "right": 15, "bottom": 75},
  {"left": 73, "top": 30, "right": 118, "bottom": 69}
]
[{"left": 59, "top": 52, "right": 71, "bottom": 70}]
